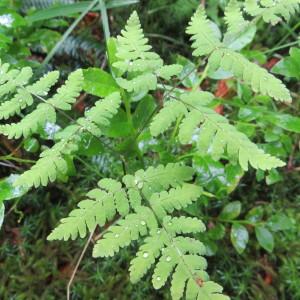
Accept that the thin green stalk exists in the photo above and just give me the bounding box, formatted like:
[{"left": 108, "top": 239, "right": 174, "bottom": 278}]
[
  {"left": 99, "top": 0, "right": 111, "bottom": 41},
  {"left": 0, "top": 155, "right": 35, "bottom": 164},
  {"left": 263, "top": 40, "right": 300, "bottom": 54},
  {"left": 42, "top": 0, "right": 99, "bottom": 66}
]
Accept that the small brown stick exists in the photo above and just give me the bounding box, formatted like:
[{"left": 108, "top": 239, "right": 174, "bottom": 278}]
[{"left": 67, "top": 228, "right": 96, "bottom": 300}]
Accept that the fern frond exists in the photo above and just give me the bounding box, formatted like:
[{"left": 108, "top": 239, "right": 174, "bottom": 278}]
[
  {"left": 208, "top": 48, "right": 291, "bottom": 102},
  {"left": 98, "top": 178, "right": 130, "bottom": 216},
  {"left": 47, "top": 69, "right": 83, "bottom": 110},
  {"left": 0, "top": 70, "right": 83, "bottom": 139},
  {"left": 0, "top": 104, "right": 56, "bottom": 139},
  {"left": 156, "top": 65, "right": 183, "bottom": 80},
  {"left": 0, "top": 89, "right": 34, "bottom": 120},
  {"left": 122, "top": 163, "right": 194, "bottom": 197},
  {"left": 14, "top": 92, "right": 122, "bottom": 188},
  {"left": 186, "top": 6, "right": 222, "bottom": 56},
  {"left": 244, "top": 0, "right": 300, "bottom": 25},
  {"left": 27, "top": 70, "right": 60, "bottom": 95},
  {"left": 93, "top": 206, "right": 158, "bottom": 257},
  {"left": 0, "top": 65, "right": 33, "bottom": 97},
  {"left": 150, "top": 184, "right": 203, "bottom": 219},
  {"left": 114, "top": 11, "right": 161, "bottom": 68},
  {"left": 151, "top": 92, "right": 285, "bottom": 171},
  {"left": 150, "top": 101, "right": 187, "bottom": 137},
  {"left": 0, "top": 70, "right": 59, "bottom": 120},
  {"left": 187, "top": 7, "right": 292, "bottom": 102},
  {"left": 113, "top": 11, "right": 181, "bottom": 94},
  {"left": 116, "top": 73, "right": 157, "bottom": 93},
  {"left": 225, "top": 0, "right": 249, "bottom": 34},
  {"left": 47, "top": 190, "right": 115, "bottom": 241}
]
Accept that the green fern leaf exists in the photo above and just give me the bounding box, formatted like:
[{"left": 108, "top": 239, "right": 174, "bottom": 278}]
[
  {"left": 187, "top": 7, "right": 292, "bottom": 102},
  {"left": 0, "top": 104, "right": 56, "bottom": 138},
  {"left": 93, "top": 206, "right": 158, "bottom": 257},
  {"left": 116, "top": 73, "right": 157, "bottom": 93},
  {"left": 186, "top": 6, "right": 222, "bottom": 56},
  {"left": 27, "top": 70, "right": 59, "bottom": 95},
  {"left": 0, "top": 89, "right": 33, "bottom": 120},
  {"left": 47, "top": 190, "right": 115, "bottom": 241},
  {"left": 114, "top": 11, "right": 161, "bottom": 68},
  {"left": 208, "top": 48, "right": 291, "bottom": 102},
  {"left": 244, "top": 0, "right": 300, "bottom": 25},
  {"left": 156, "top": 64, "right": 183, "bottom": 80},
  {"left": 224, "top": 0, "right": 249, "bottom": 34},
  {"left": 150, "top": 101, "right": 187, "bottom": 137},
  {"left": 130, "top": 231, "right": 167, "bottom": 284},
  {"left": 0, "top": 66, "right": 33, "bottom": 97},
  {"left": 98, "top": 178, "right": 130, "bottom": 216},
  {"left": 47, "top": 69, "right": 83, "bottom": 110},
  {"left": 0, "top": 70, "right": 59, "bottom": 120},
  {"left": 150, "top": 184, "right": 203, "bottom": 219},
  {"left": 14, "top": 92, "right": 122, "bottom": 188}
]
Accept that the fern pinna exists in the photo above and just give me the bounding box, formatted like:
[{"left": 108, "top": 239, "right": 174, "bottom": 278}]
[
  {"left": 1, "top": 1, "right": 299, "bottom": 299},
  {"left": 48, "top": 163, "right": 229, "bottom": 300}
]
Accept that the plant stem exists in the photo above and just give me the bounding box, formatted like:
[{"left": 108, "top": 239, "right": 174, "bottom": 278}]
[
  {"left": 0, "top": 155, "right": 35, "bottom": 164},
  {"left": 99, "top": 0, "right": 111, "bottom": 41},
  {"left": 42, "top": 0, "right": 99, "bottom": 66}
]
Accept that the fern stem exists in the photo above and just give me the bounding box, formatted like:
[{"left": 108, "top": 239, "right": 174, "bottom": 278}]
[
  {"left": 67, "top": 228, "right": 96, "bottom": 300},
  {"left": 42, "top": 0, "right": 99, "bottom": 66},
  {"left": 0, "top": 155, "right": 35, "bottom": 164}
]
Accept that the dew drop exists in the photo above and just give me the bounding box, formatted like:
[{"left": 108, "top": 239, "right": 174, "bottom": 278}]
[
  {"left": 143, "top": 252, "right": 149, "bottom": 258},
  {"left": 166, "top": 256, "right": 171, "bottom": 262},
  {"left": 156, "top": 276, "right": 161, "bottom": 281},
  {"left": 156, "top": 229, "right": 161, "bottom": 234},
  {"left": 140, "top": 220, "right": 146, "bottom": 226},
  {"left": 115, "top": 234, "right": 119, "bottom": 238},
  {"left": 137, "top": 182, "right": 143, "bottom": 189}
]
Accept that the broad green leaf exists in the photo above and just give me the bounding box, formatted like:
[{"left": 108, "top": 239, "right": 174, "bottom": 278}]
[
  {"left": 103, "top": 109, "right": 133, "bottom": 137},
  {"left": 267, "top": 214, "right": 294, "bottom": 232},
  {"left": 231, "top": 224, "right": 249, "bottom": 254},
  {"left": 255, "top": 226, "right": 274, "bottom": 253},
  {"left": 208, "top": 223, "right": 225, "bottom": 240},
  {"left": 266, "top": 169, "right": 283, "bottom": 185},
  {"left": 246, "top": 206, "right": 264, "bottom": 224},
  {"left": 26, "top": 0, "right": 140, "bottom": 22},
  {"left": 271, "top": 47, "right": 300, "bottom": 79},
  {"left": 133, "top": 95, "right": 156, "bottom": 130},
  {"left": 0, "top": 174, "right": 28, "bottom": 203},
  {"left": 219, "top": 201, "right": 241, "bottom": 220},
  {"left": 83, "top": 68, "right": 119, "bottom": 97},
  {"left": 0, "top": 202, "right": 4, "bottom": 230}
]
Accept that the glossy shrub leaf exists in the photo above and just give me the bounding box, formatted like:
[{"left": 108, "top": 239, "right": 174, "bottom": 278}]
[
  {"left": 83, "top": 68, "right": 119, "bottom": 97},
  {"left": 231, "top": 224, "right": 249, "bottom": 254},
  {"left": 208, "top": 223, "right": 226, "bottom": 240},
  {"left": 271, "top": 47, "right": 300, "bottom": 79},
  {"left": 267, "top": 214, "right": 294, "bottom": 232},
  {"left": 255, "top": 226, "right": 274, "bottom": 253},
  {"left": 219, "top": 201, "right": 241, "bottom": 220},
  {"left": 246, "top": 206, "right": 264, "bottom": 224},
  {"left": 0, "top": 174, "right": 28, "bottom": 203}
]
